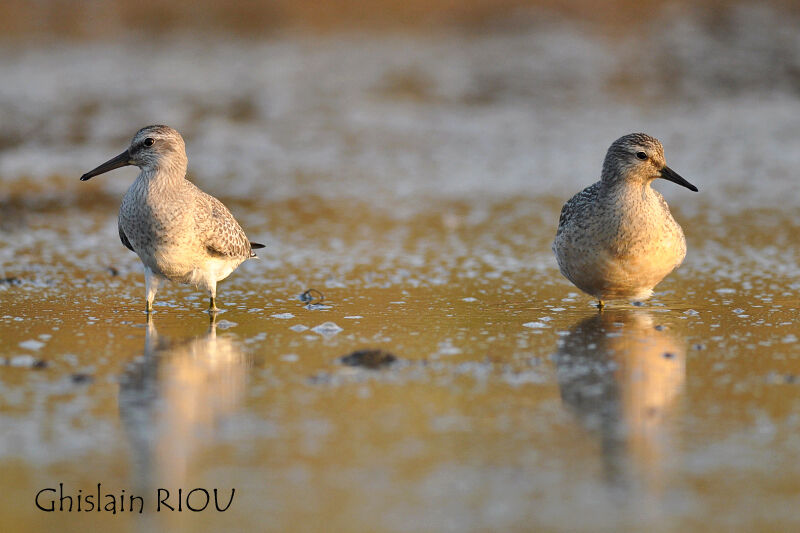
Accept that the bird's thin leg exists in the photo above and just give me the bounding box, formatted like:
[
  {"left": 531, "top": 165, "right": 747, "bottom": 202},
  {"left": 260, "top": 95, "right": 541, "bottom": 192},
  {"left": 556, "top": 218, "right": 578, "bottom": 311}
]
[
  {"left": 144, "top": 267, "right": 159, "bottom": 314},
  {"left": 208, "top": 282, "right": 219, "bottom": 314}
]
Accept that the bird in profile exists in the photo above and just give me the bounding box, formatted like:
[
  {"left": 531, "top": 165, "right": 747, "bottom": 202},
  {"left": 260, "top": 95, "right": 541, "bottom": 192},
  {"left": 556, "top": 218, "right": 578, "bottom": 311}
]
[
  {"left": 552, "top": 133, "right": 698, "bottom": 309},
  {"left": 80, "top": 125, "right": 264, "bottom": 314}
]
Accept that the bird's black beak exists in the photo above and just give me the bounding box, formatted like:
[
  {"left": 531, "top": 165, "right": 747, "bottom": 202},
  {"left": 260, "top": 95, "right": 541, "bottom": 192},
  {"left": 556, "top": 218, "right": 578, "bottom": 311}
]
[
  {"left": 80, "top": 149, "right": 131, "bottom": 181},
  {"left": 660, "top": 165, "right": 698, "bottom": 192}
]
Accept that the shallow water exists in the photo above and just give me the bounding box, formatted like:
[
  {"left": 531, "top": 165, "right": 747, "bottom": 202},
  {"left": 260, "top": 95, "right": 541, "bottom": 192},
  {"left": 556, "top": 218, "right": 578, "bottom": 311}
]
[{"left": 2, "top": 6, "right": 800, "bottom": 532}]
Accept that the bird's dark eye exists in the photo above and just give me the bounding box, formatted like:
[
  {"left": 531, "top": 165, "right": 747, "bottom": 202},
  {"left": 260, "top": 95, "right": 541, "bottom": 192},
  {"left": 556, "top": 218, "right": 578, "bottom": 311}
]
[
  {"left": 143, "top": 138, "right": 155, "bottom": 147},
  {"left": 636, "top": 151, "right": 647, "bottom": 160}
]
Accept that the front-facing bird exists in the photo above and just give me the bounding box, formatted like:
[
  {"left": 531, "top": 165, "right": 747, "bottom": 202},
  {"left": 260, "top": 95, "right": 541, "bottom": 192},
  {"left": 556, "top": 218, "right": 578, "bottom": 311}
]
[
  {"left": 80, "top": 125, "right": 264, "bottom": 313},
  {"left": 552, "top": 133, "right": 698, "bottom": 309}
]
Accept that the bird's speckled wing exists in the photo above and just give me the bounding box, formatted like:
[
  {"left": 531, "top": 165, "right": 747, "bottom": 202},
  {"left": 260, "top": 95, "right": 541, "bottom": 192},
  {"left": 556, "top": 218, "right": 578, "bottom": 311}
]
[
  {"left": 118, "top": 217, "right": 135, "bottom": 252},
  {"left": 194, "top": 189, "right": 251, "bottom": 259},
  {"left": 555, "top": 182, "right": 600, "bottom": 238}
]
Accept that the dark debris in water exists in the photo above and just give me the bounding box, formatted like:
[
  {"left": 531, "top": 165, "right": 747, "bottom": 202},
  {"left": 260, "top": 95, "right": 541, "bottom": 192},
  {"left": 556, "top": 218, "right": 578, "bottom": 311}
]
[
  {"left": 2, "top": 355, "right": 48, "bottom": 369},
  {"left": 70, "top": 373, "right": 93, "bottom": 384},
  {"left": 307, "top": 351, "right": 408, "bottom": 385},
  {"left": 299, "top": 288, "right": 325, "bottom": 304},
  {"left": 340, "top": 349, "right": 397, "bottom": 369},
  {"left": 767, "top": 372, "right": 799, "bottom": 385},
  {"left": 0, "top": 277, "right": 22, "bottom": 286}
]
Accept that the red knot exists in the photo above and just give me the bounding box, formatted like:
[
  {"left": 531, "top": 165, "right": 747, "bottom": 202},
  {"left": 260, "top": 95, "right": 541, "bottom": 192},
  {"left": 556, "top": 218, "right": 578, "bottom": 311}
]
[
  {"left": 81, "top": 125, "right": 264, "bottom": 314},
  {"left": 552, "top": 133, "right": 698, "bottom": 309}
]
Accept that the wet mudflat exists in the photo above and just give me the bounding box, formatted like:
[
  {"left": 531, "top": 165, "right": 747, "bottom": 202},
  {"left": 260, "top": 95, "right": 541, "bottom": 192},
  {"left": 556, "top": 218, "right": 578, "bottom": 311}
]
[
  {"left": 1, "top": 195, "right": 798, "bottom": 532},
  {"left": 2, "top": 7, "right": 800, "bottom": 532}
]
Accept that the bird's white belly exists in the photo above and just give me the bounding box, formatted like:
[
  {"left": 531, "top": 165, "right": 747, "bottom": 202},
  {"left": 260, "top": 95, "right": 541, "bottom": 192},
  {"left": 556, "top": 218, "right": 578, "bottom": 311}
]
[
  {"left": 148, "top": 244, "right": 202, "bottom": 280},
  {"left": 187, "top": 257, "right": 241, "bottom": 292},
  {"left": 557, "top": 233, "right": 685, "bottom": 301}
]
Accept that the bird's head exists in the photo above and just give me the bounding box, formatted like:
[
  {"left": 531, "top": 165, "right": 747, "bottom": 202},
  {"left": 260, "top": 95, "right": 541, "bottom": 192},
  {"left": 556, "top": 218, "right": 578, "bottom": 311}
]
[
  {"left": 80, "top": 125, "right": 187, "bottom": 181},
  {"left": 601, "top": 133, "right": 698, "bottom": 192}
]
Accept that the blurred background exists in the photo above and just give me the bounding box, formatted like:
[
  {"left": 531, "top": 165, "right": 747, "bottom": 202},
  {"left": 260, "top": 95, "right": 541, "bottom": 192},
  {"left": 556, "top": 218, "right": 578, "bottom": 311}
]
[
  {"left": 4, "top": 0, "right": 794, "bottom": 36},
  {"left": 1, "top": 0, "right": 799, "bottom": 212}
]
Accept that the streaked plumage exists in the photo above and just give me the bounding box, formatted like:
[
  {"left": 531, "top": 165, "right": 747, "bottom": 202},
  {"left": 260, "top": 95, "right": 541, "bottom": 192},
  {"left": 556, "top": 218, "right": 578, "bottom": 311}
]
[
  {"left": 81, "top": 125, "right": 264, "bottom": 313},
  {"left": 552, "top": 133, "right": 698, "bottom": 308}
]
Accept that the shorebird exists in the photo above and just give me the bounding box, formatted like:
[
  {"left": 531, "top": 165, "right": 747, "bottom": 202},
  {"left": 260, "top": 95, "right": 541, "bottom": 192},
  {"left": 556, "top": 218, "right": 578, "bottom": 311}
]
[
  {"left": 80, "top": 125, "right": 264, "bottom": 314},
  {"left": 552, "top": 133, "right": 698, "bottom": 309}
]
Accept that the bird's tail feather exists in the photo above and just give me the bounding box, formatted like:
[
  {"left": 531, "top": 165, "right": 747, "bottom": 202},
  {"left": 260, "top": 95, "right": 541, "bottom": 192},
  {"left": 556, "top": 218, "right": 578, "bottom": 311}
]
[{"left": 250, "top": 241, "right": 265, "bottom": 258}]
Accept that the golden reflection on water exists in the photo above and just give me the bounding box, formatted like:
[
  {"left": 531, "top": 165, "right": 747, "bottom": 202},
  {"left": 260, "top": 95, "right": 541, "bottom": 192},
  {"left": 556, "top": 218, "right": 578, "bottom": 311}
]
[
  {"left": 119, "top": 318, "right": 250, "bottom": 491},
  {"left": 556, "top": 310, "right": 685, "bottom": 497}
]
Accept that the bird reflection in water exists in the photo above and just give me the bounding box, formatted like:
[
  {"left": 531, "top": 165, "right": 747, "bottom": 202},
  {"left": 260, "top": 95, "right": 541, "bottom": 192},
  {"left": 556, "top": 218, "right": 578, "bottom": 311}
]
[
  {"left": 555, "top": 310, "right": 685, "bottom": 496},
  {"left": 119, "top": 317, "right": 251, "bottom": 491}
]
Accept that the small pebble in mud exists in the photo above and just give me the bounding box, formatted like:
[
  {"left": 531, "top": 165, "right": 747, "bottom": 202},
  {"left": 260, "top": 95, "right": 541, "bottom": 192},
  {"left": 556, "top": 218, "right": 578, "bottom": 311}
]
[
  {"left": 663, "top": 352, "right": 675, "bottom": 359},
  {"left": 654, "top": 325, "right": 665, "bottom": 331},
  {"left": 107, "top": 266, "right": 119, "bottom": 276},
  {"left": 340, "top": 349, "right": 397, "bottom": 369},
  {"left": 1, "top": 277, "right": 21, "bottom": 285},
  {"left": 7, "top": 355, "right": 47, "bottom": 368},
  {"left": 71, "top": 373, "right": 93, "bottom": 384},
  {"left": 693, "top": 343, "right": 706, "bottom": 350}
]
